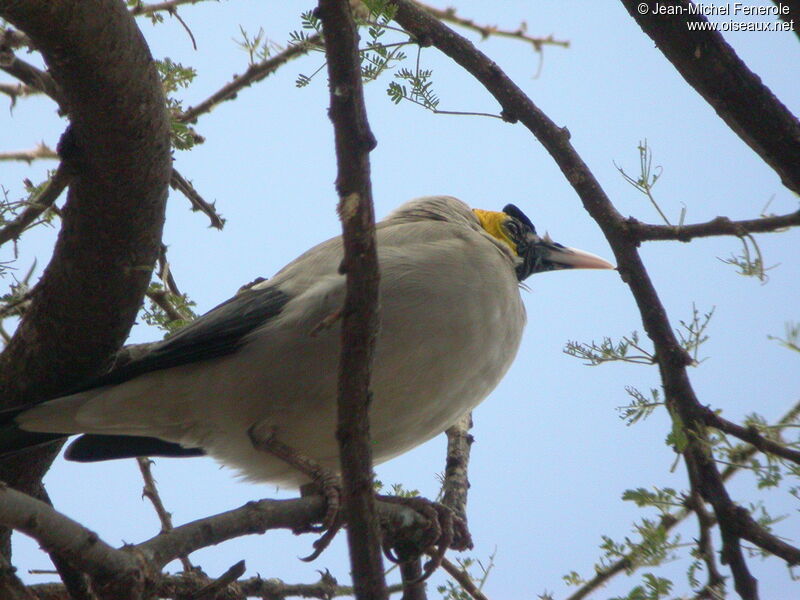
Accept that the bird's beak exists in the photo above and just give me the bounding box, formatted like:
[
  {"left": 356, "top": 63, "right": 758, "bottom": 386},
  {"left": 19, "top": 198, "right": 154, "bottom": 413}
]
[{"left": 543, "top": 244, "right": 616, "bottom": 270}]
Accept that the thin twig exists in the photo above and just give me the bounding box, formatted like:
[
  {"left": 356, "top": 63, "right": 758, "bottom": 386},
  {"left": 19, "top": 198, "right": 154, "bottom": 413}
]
[
  {"left": 0, "top": 161, "right": 70, "bottom": 247},
  {"left": 179, "top": 35, "right": 321, "bottom": 123},
  {"left": 438, "top": 557, "right": 490, "bottom": 600},
  {"left": 136, "top": 458, "right": 194, "bottom": 572},
  {"left": 414, "top": 2, "right": 569, "bottom": 51},
  {"left": 187, "top": 560, "right": 244, "bottom": 600},
  {"left": 129, "top": 0, "right": 203, "bottom": 17},
  {"left": 169, "top": 169, "right": 225, "bottom": 229},
  {"left": 0, "top": 143, "right": 58, "bottom": 163},
  {"left": 0, "top": 81, "right": 40, "bottom": 105},
  {"left": 0, "top": 53, "right": 64, "bottom": 107},
  {"left": 628, "top": 210, "right": 800, "bottom": 243}
]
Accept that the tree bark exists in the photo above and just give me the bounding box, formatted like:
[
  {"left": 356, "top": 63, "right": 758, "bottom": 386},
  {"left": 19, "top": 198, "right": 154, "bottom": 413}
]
[{"left": 0, "top": 0, "right": 171, "bottom": 558}]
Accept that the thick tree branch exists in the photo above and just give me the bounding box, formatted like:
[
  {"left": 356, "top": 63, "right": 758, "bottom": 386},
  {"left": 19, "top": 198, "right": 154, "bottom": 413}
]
[
  {"left": 0, "top": 0, "right": 171, "bottom": 542},
  {"left": 317, "top": 1, "right": 385, "bottom": 599},
  {"left": 620, "top": 0, "right": 800, "bottom": 195},
  {"left": 0, "top": 483, "right": 144, "bottom": 599},
  {"left": 136, "top": 495, "right": 428, "bottom": 570},
  {"left": 627, "top": 210, "right": 800, "bottom": 243},
  {"left": 27, "top": 573, "right": 408, "bottom": 600}
]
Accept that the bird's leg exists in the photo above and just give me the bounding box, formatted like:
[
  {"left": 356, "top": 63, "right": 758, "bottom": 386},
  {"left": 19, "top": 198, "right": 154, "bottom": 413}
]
[
  {"left": 246, "top": 423, "right": 343, "bottom": 557},
  {"left": 377, "top": 495, "right": 473, "bottom": 583}
]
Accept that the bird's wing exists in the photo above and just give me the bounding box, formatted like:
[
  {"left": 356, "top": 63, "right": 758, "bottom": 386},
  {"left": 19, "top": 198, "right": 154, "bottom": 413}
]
[
  {"left": 82, "top": 284, "right": 291, "bottom": 390},
  {"left": 1, "top": 284, "right": 292, "bottom": 458}
]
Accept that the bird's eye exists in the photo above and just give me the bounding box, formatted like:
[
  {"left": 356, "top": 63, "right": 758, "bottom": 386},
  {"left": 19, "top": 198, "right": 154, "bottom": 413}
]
[{"left": 505, "top": 219, "right": 522, "bottom": 240}]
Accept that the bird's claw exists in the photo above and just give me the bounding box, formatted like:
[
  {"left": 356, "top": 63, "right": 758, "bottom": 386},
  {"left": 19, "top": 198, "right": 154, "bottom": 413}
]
[{"left": 378, "top": 495, "right": 473, "bottom": 583}]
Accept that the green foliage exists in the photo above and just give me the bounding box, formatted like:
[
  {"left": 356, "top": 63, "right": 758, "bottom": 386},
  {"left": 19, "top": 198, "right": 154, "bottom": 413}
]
[
  {"left": 293, "top": 4, "right": 409, "bottom": 89},
  {"left": 768, "top": 321, "right": 800, "bottom": 353},
  {"left": 566, "top": 304, "right": 711, "bottom": 371},
  {"left": 156, "top": 57, "right": 196, "bottom": 95},
  {"left": 597, "top": 518, "right": 680, "bottom": 574},
  {"left": 618, "top": 387, "right": 663, "bottom": 425},
  {"left": 622, "top": 487, "right": 682, "bottom": 515},
  {"left": 665, "top": 411, "right": 689, "bottom": 454},
  {"left": 372, "top": 480, "right": 419, "bottom": 498},
  {"left": 388, "top": 65, "right": 440, "bottom": 111},
  {"left": 719, "top": 233, "right": 774, "bottom": 283},
  {"left": 170, "top": 120, "right": 204, "bottom": 151},
  {"left": 235, "top": 26, "right": 273, "bottom": 65},
  {"left": 140, "top": 283, "right": 197, "bottom": 336},
  {"left": 710, "top": 411, "right": 800, "bottom": 491},
  {"left": 615, "top": 140, "right": 680, "bottom": 226},
  {"left": 610, "top": 573, "right": 673, "bottom": 600},
  {"left": 154, "top": 58, "right": 203, "bottom": 151},
  {"left": 564, "top": 330, "right": 655, "bottom": 366},
  {"left": 675, "top": 304, "right": 714, "bottom": 364}
]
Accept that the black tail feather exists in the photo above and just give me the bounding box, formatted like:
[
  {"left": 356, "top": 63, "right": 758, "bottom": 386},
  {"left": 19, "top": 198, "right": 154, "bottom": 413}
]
[
  {"left": 0, "top": 404, "right": 67, "bottom": 456},
  {"left": 65, "top": 434, "right": 205, "bottom": 462}
]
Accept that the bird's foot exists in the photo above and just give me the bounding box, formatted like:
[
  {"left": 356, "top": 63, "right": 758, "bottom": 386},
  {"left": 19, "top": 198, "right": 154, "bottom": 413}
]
[
  {"left": 377, "top": 495, "right": 473, "bottom": 583},
  {"left": 247, "top": 424, "right": 343, "bottom": 559}
]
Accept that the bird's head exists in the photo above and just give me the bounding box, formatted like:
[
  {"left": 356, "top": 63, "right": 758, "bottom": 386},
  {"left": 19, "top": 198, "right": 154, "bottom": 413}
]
[{"left": 473, "top": 204, "right": 615, "bottom": 281}]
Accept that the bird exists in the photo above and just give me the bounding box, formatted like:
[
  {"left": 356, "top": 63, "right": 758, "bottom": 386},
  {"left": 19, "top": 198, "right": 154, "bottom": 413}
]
[{"left": 0, "top": 196, "right": 613, "bottom": 487}]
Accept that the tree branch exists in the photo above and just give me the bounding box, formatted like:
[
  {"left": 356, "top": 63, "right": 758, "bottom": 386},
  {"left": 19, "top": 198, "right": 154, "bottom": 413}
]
[
  {"left": 619, "top": 0, "right": 800, "bottom": 195},
  {"left": 0, "top": 160, "right": 70, "bottom": 247},
  {"left": 414, "top": 2, "right": 569, "bottom": 51},
  {"left": 0, "top": 81, "right": 40, "bottom": 106},
  {"left": 0, "top": 51, "right": 63, "bottom": 107},
  {"left": 179, "top": 35, "right": 321, "bottom": 124},
  {"left": 169, "top": 169, "right": 225, "bottom": 229},
  {"left": 0, "top": 0, "right": 172, "bottom": 543},
  {"left": 701, "top": 407, "right": 800, "bottom": 465},
  {"left": 0, "top": 483, "right": 144, "bottom": 599},
  {"left": 441, "top": 412, "right": 473, "bottom": 522},
  {"left": 0, "top": 143, "right": 58, "bottom": 163},
  {"left": 627, "top": 210, "right": 800, "bottom": 243},
  {"left": 317, "top": 1, "right": 384, "bottom": 598}
]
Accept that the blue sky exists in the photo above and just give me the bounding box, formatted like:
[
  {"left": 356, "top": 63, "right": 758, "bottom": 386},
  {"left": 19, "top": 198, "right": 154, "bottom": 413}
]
[{"left": 3, "top": 1, "right": 799, "bottom": 598}]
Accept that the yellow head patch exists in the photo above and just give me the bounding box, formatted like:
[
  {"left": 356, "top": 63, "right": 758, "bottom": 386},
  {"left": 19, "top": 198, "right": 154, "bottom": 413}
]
[{"left": 473, "top": 209, "right": 517, "bottom": 255}]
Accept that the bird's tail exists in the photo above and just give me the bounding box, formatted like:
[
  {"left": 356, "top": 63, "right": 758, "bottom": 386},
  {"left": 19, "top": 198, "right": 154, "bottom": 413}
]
[{"left": 0, "top": 404, "right": 66, "bottom": 456}]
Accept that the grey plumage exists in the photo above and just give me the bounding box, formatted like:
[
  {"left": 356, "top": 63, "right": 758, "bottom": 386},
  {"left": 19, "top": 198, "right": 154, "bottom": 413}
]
[{"left": 6, "top": 196, "right": 613, "bottom": 487}]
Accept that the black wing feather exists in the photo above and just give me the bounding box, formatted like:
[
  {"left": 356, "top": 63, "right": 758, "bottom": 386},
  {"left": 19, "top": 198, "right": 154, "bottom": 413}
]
[
  {"left": 84, "top": 285, "right": 290, "bottom": 389},
  {"left": 0, "top": 285, "right": 289, "bottom": 459}
]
